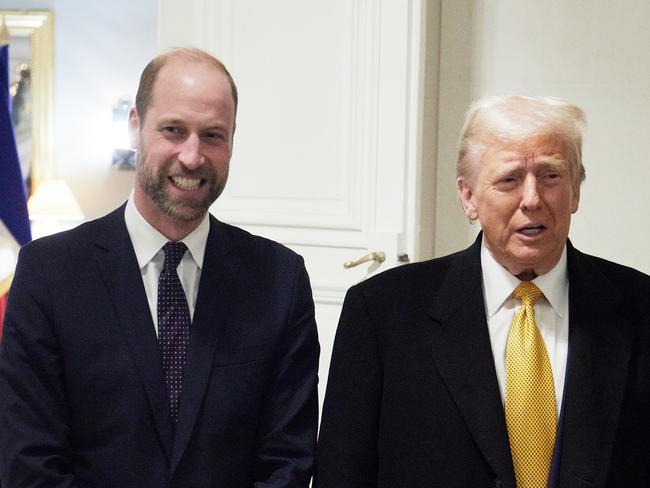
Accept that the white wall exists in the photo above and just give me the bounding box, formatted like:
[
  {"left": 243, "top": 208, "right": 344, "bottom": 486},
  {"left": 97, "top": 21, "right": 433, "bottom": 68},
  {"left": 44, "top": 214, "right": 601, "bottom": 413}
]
[
  {"left": 158, "top": 0, "right": 428, "bottom": 407},
  {"left": 434, "top": 0, "right": 650, "bottom": 274},
  {"left": 0, "top": 0, "right": 158, "bottom": 219},
  {"left": 3, "top": 1, "right": 647, "bottom": 274}
]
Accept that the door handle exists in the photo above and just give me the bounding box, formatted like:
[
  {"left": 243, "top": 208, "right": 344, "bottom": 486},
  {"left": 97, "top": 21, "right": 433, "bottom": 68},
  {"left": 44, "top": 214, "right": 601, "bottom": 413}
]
[{"left": 343, "top": 251, "right": 386, "bottom": 269}]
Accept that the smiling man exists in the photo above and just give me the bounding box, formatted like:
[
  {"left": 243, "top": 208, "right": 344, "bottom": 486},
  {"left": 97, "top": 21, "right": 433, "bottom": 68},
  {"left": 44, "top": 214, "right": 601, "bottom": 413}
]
[
  {"left": 316, "top": 96, "right": 650, "bottom": 488},
  {"left": 131, "top": 53, "right": 235, "bottom": 238},
  {"left": 0, "top": 48, "right": 319, "bottom": 488}
]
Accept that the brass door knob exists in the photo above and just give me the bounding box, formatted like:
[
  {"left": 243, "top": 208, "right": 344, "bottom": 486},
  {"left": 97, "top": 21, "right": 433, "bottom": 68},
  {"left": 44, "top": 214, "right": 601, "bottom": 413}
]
[{"left": 343, "top": 251, "right": 386, "bottom": 269}]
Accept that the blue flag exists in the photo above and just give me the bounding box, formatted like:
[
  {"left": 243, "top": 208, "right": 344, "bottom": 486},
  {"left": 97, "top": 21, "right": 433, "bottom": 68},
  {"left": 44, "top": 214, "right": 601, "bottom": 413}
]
[{"left": 0, "top": 42, "right": 31, "bottom": 246}]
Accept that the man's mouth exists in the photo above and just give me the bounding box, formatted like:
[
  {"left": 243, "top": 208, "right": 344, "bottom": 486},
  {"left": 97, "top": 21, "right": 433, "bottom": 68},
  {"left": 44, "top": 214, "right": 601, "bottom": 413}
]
[
  {"left": 170, "top": 176, "right": 202, "bottom": 191},
  {"left": 518, "top": 225, "right": 546, "bottom": 236}
]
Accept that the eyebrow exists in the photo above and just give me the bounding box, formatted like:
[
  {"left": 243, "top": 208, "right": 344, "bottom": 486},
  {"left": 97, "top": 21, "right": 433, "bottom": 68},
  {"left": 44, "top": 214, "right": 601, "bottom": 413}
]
[
  {"left": 491, "top": 157, "right": 568, "bottom": 176},
  {"left": 201, "top": 125, "right": 229, "bottom": 132},
  {"left": 156, "top": 118, "right": 230, "bottom": 132},
  {"left": 534, "top": 156, "right": 569, "bottom": 171},
  {"left": 156, "top": 118, "right": 185, "bottom": 127}
]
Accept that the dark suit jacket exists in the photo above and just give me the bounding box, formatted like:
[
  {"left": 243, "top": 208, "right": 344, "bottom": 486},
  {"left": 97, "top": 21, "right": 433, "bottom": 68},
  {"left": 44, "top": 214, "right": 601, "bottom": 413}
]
[
  {"left": 0, "top": 206, "right": 319, "bottom": 488},
  {"left": 315, "top": 235, "right": 650, "bottom": 488}
]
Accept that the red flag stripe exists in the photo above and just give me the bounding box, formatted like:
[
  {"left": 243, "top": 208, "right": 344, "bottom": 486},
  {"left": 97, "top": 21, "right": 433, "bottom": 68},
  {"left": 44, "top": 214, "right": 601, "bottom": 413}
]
[{"left": 0, "top": 292, "right": 7, "bottom": 338}]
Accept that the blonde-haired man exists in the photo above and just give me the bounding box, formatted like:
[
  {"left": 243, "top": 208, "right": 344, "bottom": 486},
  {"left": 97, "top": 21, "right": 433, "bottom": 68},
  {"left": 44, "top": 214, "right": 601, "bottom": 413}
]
[{"left": 316, "top": 96, "right": 650, "bottom": 488}]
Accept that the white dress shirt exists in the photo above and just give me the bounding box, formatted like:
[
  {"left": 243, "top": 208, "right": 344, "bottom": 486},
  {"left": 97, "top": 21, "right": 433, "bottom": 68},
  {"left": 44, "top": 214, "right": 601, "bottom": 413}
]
[
  {"left": 481, "top": 239, "right": 569, "bottom": 415},
  {"left": 124, "top": 193, "right": 210, "bottom": 335}
]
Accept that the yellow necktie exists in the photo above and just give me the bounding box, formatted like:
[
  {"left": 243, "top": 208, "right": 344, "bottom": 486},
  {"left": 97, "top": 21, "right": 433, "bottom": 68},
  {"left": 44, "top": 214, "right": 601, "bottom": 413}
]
[{"left": 505, "top": 282, "right": 557, "bottom": 488}]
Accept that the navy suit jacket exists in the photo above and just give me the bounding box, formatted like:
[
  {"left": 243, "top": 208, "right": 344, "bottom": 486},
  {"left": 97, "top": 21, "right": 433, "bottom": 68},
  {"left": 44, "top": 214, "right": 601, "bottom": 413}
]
[
  {"left": 0, "top": 205, "right": 319, "bottom": 487},
  {"left": 315, "top": 235, "right": 650, "bottom": 488}
]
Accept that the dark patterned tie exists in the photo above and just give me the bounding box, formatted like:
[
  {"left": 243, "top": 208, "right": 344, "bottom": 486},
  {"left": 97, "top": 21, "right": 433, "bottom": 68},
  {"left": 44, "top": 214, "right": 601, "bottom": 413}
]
[{"left": 158, "top": 241, "right": 191, "bottom": 424}]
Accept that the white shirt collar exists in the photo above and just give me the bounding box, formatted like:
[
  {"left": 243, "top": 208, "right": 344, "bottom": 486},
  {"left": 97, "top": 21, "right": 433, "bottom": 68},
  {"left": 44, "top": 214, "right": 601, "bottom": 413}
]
[
  {"left": 481, "top": 237, "right": 568, "bottom": 317},
  {"left": 124, "top": 191, "right": 210, "bottom": 269}
]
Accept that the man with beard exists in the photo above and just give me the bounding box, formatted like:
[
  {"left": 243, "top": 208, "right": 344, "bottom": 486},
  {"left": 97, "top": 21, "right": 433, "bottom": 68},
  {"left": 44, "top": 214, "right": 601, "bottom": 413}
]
[{"left": 0, "top": 48, "right": 319, "bottom": 488}]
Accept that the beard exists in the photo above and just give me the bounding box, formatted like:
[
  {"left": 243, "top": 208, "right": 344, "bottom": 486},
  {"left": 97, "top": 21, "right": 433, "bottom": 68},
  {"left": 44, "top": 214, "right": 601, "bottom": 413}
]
[{"left": 136, "top": 148, "right": 227, "bottom": 223}]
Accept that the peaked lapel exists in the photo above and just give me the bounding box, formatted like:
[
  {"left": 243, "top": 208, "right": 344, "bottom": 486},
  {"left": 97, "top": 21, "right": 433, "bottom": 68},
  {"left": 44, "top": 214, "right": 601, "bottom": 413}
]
[
  {"left": 557, "top": 243, "right": 633, "bottom": 488},
  {"left": 93, "top": 205, "right": 174, "bottom": 460},
  {"left": 170, "top": 216, "right": 235, "bottom": 474},
  {"left": 427, "top": 235, "right": 516, "bottom": 488}
]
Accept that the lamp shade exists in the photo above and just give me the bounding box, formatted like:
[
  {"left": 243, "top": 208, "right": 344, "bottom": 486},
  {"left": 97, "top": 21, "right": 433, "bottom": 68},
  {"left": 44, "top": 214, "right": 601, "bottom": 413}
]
[{"left": 28, "top": 180, "right": 84, "bottom": 221}]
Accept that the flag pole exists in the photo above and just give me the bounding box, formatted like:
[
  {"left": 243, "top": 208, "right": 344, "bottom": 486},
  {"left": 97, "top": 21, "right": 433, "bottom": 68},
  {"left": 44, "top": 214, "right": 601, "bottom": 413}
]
[
  {"left": 0, "top": 14, "right": 33, "bottom": 333},
  {"left": 0, "top": 17, "right": 9, "bottom": 45}
]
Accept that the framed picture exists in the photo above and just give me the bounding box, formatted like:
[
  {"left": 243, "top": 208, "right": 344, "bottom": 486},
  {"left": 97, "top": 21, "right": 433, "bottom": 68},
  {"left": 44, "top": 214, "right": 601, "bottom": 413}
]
[{"left": 1, "top": 10, "right": 54, "bottom": 195}]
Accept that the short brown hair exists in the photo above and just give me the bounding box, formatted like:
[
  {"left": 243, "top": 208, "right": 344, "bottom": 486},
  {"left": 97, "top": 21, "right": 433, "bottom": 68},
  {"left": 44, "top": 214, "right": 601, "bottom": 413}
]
[{"left": 135, "top": 47, "right": 238, "bottom": 122}]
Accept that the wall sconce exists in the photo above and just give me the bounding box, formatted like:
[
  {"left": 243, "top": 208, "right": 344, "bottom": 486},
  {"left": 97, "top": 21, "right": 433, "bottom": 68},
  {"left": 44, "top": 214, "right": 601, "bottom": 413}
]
[
  {"left": 28, "top": 179, "right": 85, "bottom": 239},
  {"left": 111, "top": 96, "right": 135, "bottom": 170}
]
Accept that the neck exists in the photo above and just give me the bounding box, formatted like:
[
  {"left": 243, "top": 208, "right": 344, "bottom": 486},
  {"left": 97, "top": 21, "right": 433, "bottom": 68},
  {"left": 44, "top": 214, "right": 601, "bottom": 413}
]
[
  {"left": 152, "top": 218, "right": 201, "bottom": 242},
  {"left": 515, "top": 270, "right": 537, "bottom": 282}
]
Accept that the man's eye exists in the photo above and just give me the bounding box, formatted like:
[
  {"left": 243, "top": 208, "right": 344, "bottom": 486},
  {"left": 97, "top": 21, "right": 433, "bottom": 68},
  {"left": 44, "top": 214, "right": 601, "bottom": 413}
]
[
  {"left": 162, "top": 126, "right": 182, "bottom": 135},
  {"left": 204, "top": 132, "right": 224, "bottom": 141},
  {"left": 498, "top": 177, "right": 517, "bottom": 184},
  {"left": 493, "top": 176, "right": 518, "bottom": 191}
]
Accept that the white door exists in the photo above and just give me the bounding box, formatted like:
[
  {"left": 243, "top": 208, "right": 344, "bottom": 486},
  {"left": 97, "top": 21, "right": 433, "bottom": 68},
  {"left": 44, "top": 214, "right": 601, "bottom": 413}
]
[{"left": 158, "top": 0, "right": 429, "bottom": 406}]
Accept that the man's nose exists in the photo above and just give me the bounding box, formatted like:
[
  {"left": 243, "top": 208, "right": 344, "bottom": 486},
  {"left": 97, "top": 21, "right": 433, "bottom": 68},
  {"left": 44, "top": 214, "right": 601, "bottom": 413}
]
[
  {"left": 178, "top": 134, "right": 204, "bottom": 170},
  {"left": 520, "top": 174, "right": 541, "bottom": 210}
]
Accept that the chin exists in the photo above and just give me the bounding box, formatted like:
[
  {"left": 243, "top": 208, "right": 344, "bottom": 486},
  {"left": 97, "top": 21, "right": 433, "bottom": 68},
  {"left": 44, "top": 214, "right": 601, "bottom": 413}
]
[
  {"left": 168, "top": 206, "right": 207, "bottom": 223},
  {"left": 509, "top": 252, "right": 546, "bottom": 272}
]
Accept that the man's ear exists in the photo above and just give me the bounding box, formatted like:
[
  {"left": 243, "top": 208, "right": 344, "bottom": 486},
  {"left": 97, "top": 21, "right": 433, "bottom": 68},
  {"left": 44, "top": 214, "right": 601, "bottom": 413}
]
[
  {"left": 457, "top": 177, "right": 479, "bottom": 221},
  {"left": 570, "top": 182, "right": 581, "bottom": 214},
  {"left": 230, "top": 122, "right": 237, "bottom": 149},
  {"left": 128, "top": 106, "right": 141, "bottom": 150}
]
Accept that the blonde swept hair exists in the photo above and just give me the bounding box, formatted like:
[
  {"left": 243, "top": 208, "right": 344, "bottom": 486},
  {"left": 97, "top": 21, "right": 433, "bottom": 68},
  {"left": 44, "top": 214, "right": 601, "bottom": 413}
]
[{"left": 457, "top": 95, "right": 587, "bottom": 185}]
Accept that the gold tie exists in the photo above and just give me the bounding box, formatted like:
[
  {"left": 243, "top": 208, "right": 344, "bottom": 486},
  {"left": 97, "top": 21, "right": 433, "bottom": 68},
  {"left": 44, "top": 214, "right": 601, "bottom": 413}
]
[{"left": 505, "top": 282, "right": 557, "bottom": 488}]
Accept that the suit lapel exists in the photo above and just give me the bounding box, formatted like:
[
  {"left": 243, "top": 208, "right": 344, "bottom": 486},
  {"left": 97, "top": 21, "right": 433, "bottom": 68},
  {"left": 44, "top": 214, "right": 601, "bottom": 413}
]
[
  {"left": 427, "top": 236, "right": 516, "bottom": 487},
  {"left": 93, "top": 206, "right": 174, "bottom": 460},
  {"left": 558, "top": 244, "right": 633, "bottom": 488},
  {"left": 170, "top": 216, "right": 234, "bottom": 473}
]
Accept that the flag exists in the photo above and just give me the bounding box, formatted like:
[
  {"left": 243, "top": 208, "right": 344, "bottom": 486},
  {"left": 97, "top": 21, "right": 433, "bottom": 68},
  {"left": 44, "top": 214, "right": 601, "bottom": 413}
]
[
  {"left": 0, "top": 220, "right": 20, "bottom": 336},
  {"left": 1, "top": 22, "right": 31, "bottom": 334}
]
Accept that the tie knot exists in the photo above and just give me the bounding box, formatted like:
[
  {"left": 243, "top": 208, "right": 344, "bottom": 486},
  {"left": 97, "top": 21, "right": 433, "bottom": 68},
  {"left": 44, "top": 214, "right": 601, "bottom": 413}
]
[
  {"left": 514, "top": 281, "right": 543, "bottom": 307},
  {"left": 162, "top": 241, "right": 187, "bottom": 272}
]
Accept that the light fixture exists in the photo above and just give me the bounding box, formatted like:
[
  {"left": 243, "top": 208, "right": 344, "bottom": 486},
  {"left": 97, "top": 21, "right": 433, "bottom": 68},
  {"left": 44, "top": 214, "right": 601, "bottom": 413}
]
[
  {"left": 28, "top": 179, "right": 84, "bottom": 238},
  {"left": 112, "top": 96, "right": 136, "bottom": 169}
]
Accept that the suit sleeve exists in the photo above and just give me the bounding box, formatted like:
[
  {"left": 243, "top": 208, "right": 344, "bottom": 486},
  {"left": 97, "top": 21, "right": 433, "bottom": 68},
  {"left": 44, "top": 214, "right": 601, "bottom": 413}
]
[
  {"left": 0, "top": 246, "right": 80, "bottom": 487},
  {"left": 253, "top": 256, "right": 320, "bottom": 488},
  {"left": 314, "top": 285, "right": 380, "bottom": 488}
]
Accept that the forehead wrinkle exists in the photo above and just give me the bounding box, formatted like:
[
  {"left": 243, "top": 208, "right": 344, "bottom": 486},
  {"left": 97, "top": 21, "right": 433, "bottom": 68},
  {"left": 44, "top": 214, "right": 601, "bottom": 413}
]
[
  {"left": 151, "top": 99, "right": 233, "bottom": 130},
  {"left": 480, "top": 148, "right": 570, "bottom": 180}
]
